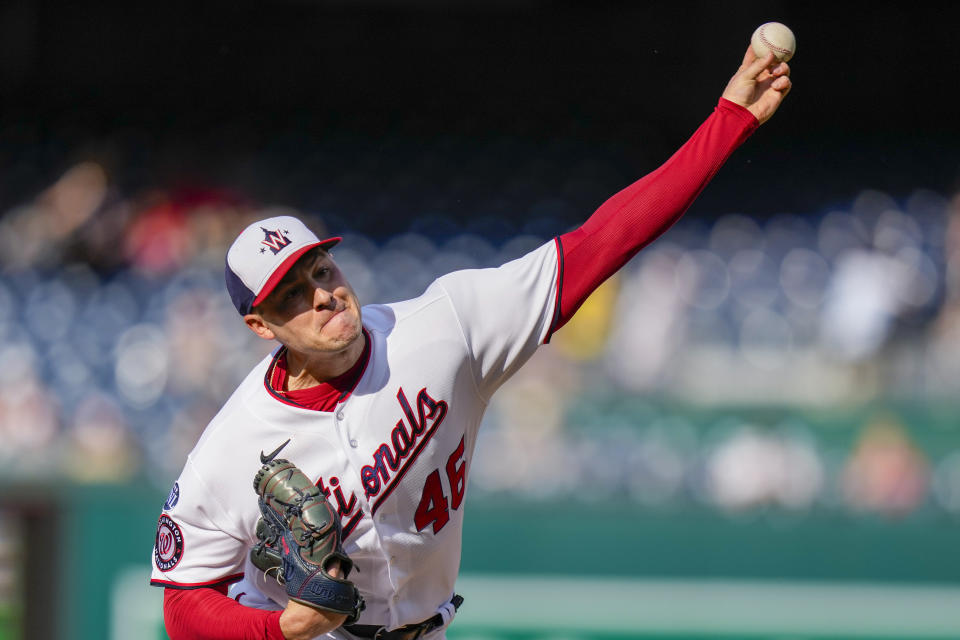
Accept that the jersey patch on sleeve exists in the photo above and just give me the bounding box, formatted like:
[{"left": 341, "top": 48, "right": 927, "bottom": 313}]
[
  {"left": 154, "top": 514, "right": 185, "bottom": 572},
  {"left": 163, "top": 482, "right": 180, "bottom": 510}
]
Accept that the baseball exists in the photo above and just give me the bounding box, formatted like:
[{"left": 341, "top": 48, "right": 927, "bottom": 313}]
[{"left": 750, "top": 22, "right": 796, "bottom": 62}]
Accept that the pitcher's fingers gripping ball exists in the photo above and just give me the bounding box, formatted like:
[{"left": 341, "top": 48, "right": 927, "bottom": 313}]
[
  {"left": 251, "top": 458, "right": 365, "bottom": 624},
  {"left": 751, "top": 22, "right": 795, "bottom": 62}
]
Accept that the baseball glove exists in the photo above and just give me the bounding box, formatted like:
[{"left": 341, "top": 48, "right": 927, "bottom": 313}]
[{"left": 251, "top": 458, "right": 365, "bottom": 624}]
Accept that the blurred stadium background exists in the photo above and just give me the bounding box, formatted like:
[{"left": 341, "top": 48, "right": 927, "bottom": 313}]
[{"left": 2, "top": 1, "right": 960, "bottom": 638}]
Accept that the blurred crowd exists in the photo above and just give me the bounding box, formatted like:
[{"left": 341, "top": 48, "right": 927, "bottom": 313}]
[{"left": 1, "top": 149, "right": 960, "bottom": 520}]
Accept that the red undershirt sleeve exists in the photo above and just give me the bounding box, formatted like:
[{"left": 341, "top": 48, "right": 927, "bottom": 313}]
[
  {"left": 164, "top": 586, "right": 286, "bottom": 640},
  {"left": 549, "top": 97, "right": 759, "bottom": 336}
]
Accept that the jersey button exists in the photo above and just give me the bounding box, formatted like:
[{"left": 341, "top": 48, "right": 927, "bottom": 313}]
[
  {"left": 349, "top": 439, "right": 358, "bottom": 448},
  {"left": 336, "top": 410, "right": 345, "bottom": 420}
]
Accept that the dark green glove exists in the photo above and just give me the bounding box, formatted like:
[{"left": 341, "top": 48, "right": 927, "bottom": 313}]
[{"left": 251, "top": 458, "right": 365, "bottom": 624}]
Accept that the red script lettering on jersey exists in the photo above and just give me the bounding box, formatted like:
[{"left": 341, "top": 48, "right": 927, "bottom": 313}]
[
  {"left": 361, "top": 387, "right": 448, "bottom": 514},
  {"left": 316, "top": 474, "right": 362, "bottom": 539}
]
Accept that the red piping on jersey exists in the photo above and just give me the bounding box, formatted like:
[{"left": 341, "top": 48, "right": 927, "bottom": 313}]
[
  {"left": 263, "top": 361, "right": 310, "bottom": 409},
  {"left": 262, "top": 328, "right": 372, "bottom": 410},
  {"left": 545, "top": 236, "right": 564, "bottom": 343},
  {"left": 150, "top": 572, "right": 244, "bottom": 589}
]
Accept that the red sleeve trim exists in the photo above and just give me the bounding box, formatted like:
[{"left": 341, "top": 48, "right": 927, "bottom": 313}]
[
  {"left": 151, "top": 573, "right": 244, "bottom": 589},
  {"left": 545, "top": 236, "right": 564, "bottom": 343}
]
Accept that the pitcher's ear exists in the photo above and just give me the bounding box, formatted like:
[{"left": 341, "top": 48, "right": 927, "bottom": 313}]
[{"left": 244, "top": 313, "right": 276, "bottom": 341}]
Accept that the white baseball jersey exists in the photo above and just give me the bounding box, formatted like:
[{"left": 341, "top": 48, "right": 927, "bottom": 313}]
[{"left": 151, "top": 240, "right": 560, "bottom": 635}]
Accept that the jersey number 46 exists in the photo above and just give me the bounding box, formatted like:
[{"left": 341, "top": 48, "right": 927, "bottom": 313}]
[{"left": 414, "top": 436, "right": 466, "bottom": 534}]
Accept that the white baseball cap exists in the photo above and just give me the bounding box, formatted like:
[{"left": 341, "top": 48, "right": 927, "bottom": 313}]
[{"left": 225, "top": 215, "right": 341, "bottom": 315}]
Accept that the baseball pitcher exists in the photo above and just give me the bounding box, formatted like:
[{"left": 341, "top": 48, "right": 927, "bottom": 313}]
[{"left": 150, "top": 46, "right": 791, "bottom": 639}]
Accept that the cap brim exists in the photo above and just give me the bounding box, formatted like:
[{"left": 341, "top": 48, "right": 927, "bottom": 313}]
[{"left": 251, "top": 237, "right": 341, "bottom": 309}]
